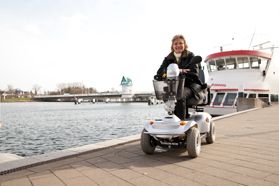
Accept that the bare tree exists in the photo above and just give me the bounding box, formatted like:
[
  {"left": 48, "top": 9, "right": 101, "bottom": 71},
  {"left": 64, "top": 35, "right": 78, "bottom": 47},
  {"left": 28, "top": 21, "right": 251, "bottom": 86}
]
[
  {"left": 32, "top": 84, "right": 41, "bottom": 95},
  {"left": 57, "top": 83, "right": 67, "bottom": 95},
  {"left": 89, "top": 87, "right": 97, "bottom": 93},
  {"left": 55, "top": 82, "right": 96, "bottom": 94}
]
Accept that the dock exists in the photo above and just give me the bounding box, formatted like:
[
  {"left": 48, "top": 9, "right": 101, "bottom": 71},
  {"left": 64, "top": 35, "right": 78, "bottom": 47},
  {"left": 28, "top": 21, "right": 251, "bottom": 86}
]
[{"left": 1, "top": 105, "right": 279, "bottom": 185}]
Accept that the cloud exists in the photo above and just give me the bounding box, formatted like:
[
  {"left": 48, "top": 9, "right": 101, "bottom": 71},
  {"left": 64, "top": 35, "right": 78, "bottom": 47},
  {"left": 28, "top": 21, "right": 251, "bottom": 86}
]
[
  {"left": 22, "top": 24, "right": 41, "bottom": 36},
  {"left": 61, "top": 13, "right": 88, "bottom": 34}
]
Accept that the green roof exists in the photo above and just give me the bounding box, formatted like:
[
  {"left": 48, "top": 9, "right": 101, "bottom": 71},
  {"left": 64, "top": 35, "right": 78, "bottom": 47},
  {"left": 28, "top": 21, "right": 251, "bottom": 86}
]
[{"left": 121, "top": 76, "right": 132, "bottom": 86}]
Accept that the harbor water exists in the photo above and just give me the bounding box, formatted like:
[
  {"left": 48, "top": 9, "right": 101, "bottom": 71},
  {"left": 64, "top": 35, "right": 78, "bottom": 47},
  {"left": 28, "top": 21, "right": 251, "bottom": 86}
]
[{"left": 0, "top": 102, "right": 165, "bottom": 157}]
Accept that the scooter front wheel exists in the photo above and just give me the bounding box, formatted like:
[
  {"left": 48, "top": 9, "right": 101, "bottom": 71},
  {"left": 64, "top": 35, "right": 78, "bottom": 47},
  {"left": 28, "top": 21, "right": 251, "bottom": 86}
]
[
  {"left": 187, "top": 127, "right": 201, "bottom": 158},
  {"left": 140, "top": 129, "right": 156, "bottom": 154}
]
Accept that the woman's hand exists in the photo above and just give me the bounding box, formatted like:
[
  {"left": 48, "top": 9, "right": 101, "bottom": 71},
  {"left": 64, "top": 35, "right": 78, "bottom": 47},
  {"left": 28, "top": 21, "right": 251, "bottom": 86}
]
[{"left": 180, "top": 69, "right": 190, "bottom": 73}]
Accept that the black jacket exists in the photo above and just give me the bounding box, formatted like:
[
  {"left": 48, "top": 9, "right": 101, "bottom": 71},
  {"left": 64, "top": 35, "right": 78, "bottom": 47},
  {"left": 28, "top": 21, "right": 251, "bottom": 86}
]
[{"left": 156, "top": 50, "right": 201, "bottom": 86}]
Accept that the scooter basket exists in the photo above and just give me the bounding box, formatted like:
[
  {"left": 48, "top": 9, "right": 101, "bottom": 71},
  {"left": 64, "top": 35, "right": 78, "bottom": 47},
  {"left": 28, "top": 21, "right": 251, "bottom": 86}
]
[{"left": 153, "top": 77, "right": 185, "bottom": 100}]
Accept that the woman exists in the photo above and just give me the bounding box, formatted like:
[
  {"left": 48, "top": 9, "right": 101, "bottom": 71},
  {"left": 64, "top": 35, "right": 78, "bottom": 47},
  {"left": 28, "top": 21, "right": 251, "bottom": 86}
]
[{"left": 156, "top": 34, "right": 200, "bottom": 120}]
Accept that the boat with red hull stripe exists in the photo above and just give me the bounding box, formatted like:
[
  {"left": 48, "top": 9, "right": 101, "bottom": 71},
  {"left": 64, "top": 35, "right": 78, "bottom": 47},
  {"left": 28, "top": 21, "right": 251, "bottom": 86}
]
[{"left": 202, "top": 44, "right": 279, "bottom": 116}]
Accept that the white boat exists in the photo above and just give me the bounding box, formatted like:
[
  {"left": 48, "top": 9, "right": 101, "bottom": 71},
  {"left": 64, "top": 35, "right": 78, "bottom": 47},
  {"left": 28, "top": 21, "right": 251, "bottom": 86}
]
[{"left": 203, "top": 44, "right": 279, "bottom": 116}]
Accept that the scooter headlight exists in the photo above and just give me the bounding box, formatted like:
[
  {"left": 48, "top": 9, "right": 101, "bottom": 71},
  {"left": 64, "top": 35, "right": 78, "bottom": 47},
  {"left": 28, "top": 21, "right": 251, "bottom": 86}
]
[
  {"left": 180, "top": 121, "right": 187, "bottom": 126},
  {"left": 149, "top": 120, "right": 155, "bottom": 125}
]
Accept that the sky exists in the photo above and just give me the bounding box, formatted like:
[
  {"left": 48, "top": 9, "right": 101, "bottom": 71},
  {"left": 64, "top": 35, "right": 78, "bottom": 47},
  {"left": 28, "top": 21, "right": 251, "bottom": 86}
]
[{"left": 0, "top": 0, "right": 278, "bottom": 93}]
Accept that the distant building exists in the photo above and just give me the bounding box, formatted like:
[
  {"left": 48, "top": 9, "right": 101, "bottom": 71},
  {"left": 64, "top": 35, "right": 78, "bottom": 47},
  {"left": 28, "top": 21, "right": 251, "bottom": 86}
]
[
  {"left": 15, "top": 89, "right": 24, "bottom": 95},
  {"left": 120, "top": 76, "right": 133, "bottom": 98}
]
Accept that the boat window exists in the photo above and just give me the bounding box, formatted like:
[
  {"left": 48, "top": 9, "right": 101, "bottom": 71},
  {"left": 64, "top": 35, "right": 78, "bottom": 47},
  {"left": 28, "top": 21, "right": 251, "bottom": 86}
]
[
  {"left": 248, "top": 93, "right": 256, "bottom": 98},
  {"left": 258, "top": 94, "right": 269, "bottom": 103},
  {"left": 223, "top": 93, "right": 237, "bottom": 106},
  {"left": 213, "top": 93, "right": 225, "bottom": 105},
  {"left": 216, "top": 59, "right": 225, "bottom": 71},
  {"left": 208, "top": 60, "right": 217, "bottom": 72},
  {"left": 244, "top": 93, "right": 248, "bottom": 98},
  {"left": 250, "top": 57, "right": 260, "bottom": 69},
  {"left": 238, "top": 92, "right": 244, "bottom": 97},
  {"left": 225, "top": 57, "right": 237, "bottom": 69},
  {"left": 258, "top": 94, "right": 268, "bottom": 98},
  {"left": 237, "top": 57, "right": 250, "bottom": 69},
  {"left": 271, "top": 94, "right": 278, "bottom": 102},
  {"left": 259, "top": 58, "right": 269, "bottom": 71}
]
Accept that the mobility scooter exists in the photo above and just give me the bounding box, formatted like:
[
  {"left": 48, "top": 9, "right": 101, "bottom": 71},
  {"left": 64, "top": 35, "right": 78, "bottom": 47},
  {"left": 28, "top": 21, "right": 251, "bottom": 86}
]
[{"left": 141, "top": 56, "right": 215, "bottom": 158}]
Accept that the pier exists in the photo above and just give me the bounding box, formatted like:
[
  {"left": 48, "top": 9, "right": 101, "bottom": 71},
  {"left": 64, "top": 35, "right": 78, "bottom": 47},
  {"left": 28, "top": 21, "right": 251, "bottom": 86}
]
[
  {"left": 33, "top": 92, "right": 154, "bottom": 103},
  {"left": 1, "top": 105, "right": 279, "bottom": 185}
]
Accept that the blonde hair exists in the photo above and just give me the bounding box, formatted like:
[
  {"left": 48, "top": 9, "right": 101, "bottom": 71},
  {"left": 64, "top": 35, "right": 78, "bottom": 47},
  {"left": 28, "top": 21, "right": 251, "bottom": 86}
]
[{"left": 171, "top": 34, "right": 188, "bottom": 51}]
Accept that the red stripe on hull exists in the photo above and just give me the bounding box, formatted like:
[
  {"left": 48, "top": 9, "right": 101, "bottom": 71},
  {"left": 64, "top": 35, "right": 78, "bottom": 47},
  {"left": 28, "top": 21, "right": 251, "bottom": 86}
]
[
  {"left": 205, "top": 50, "right": 272, "bottom": 61},
  {"left": 244, "top": 88, "right": 269, "bottom": 92},
  {"left": 211, "top": 88, "right": 239, "bottom": 91}
]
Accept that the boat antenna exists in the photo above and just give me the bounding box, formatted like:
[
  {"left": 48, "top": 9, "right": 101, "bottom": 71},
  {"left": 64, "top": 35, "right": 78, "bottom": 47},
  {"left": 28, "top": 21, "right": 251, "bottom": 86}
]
[
  {"left": 252, "top": 41, "right": 271, "bottom": 50},
  {"left": 248, "top": 29, "right": 256, "bottom": 49}
]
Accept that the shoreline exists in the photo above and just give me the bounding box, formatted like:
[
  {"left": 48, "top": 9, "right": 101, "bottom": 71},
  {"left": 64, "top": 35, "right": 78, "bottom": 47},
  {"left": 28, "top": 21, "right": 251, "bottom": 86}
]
[{"left": 0, "top": 98, "right": 33, "bottom": 103}]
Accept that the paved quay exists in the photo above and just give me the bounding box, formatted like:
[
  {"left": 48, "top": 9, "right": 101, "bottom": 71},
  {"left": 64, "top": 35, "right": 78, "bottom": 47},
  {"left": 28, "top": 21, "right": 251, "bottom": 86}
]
[{"left": 1, "top": 105, "right": 279, "bottom": 185}]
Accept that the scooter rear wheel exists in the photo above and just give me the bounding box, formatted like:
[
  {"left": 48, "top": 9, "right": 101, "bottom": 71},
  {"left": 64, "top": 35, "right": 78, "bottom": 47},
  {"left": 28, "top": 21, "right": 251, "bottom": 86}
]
[
  {"left": 141, "top": 129, "right": 156, "bottom": 154},
  {"left": 206, "top": 122, "right": 216, "bottom": 144},
  {"left": 187, "top": 127, "right": 201, "bottom": 158}
]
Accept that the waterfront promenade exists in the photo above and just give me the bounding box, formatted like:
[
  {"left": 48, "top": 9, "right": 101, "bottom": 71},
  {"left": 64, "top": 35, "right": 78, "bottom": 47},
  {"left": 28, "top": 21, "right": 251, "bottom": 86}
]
[{"left": 0, "top": 105, "right": 279, "bottom": 185}]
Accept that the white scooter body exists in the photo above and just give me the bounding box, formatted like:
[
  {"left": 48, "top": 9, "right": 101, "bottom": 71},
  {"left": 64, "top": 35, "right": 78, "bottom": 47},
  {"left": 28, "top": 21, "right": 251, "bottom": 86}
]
[{"left": 143, "top": 112, "right": 212, "bottom": 139}]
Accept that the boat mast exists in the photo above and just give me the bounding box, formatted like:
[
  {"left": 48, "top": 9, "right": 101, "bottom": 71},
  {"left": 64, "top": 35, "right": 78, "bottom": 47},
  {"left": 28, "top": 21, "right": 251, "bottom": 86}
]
[{"left": 248, "top": 29, "right": 256, "bottom": 49}]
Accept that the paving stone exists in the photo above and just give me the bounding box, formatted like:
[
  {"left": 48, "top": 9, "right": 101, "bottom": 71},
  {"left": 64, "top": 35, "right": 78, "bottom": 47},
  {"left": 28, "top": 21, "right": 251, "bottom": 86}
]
[
  {"left": 27, "top": 170, "right": 54, "bottom": 180},
  {"left": 160, "top": 173, "right": 203, "bottom": 186},
  {"left": 1, "top": 177, "right": 32, "bottom": 186},
  {"left": 129, "top": 176, "right": 169, "bottom": 186},
  {"left": 80, "top": 167, "right": 133, "bottom": 186},
  {"left": 28, "top": 173, "right": 65, "bottom": 186},
  {"left": 110, "top": 168, "right": 143, "bottom": 181},
  {"left": 195, "top": 157, "right": 270, "bottom": 179},
  {"left": 27, "top": 157, "right": 83, "bottom": 173},
  {"left": 62, "top": 176, "right": 98, "bottom": 186},
  {"left": 199, "top": 166, "right": 277, "bottom": 186},
  {"left": 227, "top": 158, "right": 279, "bottom": 173},
  {"left": 192, "top": 172, "right": 241, "bottom": 186},
  {"left": 69, "top": 160, "right": 93, "bottom": 172},
  {"left": 85, "top": 156, "right": 108, "bottom": 165},
  {"left": 102, "top": 154, "right": 134, "bottom": 164},
  {"left": 52, "top": 165, "right": 84, "bottom": 179},
  {"left": 264, "top": 174, "right": 279, "bottom": 184},
  {"left": 0, "top": 170, "right": 34, "bottom": 183},
  {"left": 94, "top": 161, "right": 125, "bottom": 172}
]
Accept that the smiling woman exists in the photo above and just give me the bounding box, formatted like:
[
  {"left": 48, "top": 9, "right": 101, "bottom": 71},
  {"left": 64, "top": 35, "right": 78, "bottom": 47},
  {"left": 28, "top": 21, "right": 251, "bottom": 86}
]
[{"left": 155, "top": 34, "right": 205, "bottom": 120}]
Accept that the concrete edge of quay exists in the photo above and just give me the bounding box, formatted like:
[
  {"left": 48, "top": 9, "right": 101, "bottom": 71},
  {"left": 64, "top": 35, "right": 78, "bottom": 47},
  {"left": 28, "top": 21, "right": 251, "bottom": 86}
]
[
  {"left": 0, "top": 134, "right": 140, "bottom": 175},
  {"left": 0, "top": 107, "right": 262, "bottom": 175}
]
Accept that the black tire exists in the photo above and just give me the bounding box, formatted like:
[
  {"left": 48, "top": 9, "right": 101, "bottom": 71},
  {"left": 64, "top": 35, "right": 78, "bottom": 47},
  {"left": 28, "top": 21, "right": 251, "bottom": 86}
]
[
  {"left": 140, "top": 129, "right": 156, "bottom": 154},
  {"left": 206, "top": 122, "right": 216, "bottom": 144},
  {"left": 187, "top": 127, "right": 201, "bottom": 158}
]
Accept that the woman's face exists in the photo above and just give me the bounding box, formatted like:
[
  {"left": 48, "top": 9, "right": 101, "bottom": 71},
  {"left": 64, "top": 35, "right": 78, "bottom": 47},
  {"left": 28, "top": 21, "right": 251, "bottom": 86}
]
[{"left": 172, "top": 38, "right": 185, "bottom": 54}]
